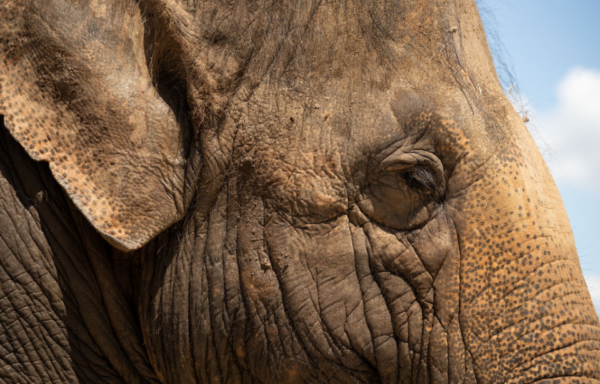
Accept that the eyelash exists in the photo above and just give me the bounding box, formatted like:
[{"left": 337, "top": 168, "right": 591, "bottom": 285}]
[{"left": 401, "top": 166, "right": 443, "bottom": 200}]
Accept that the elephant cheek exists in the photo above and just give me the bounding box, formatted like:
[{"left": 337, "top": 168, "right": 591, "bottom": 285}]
[
  {"left": 264, "top": 214, "right": 387, "bottom": 380},
  {"left": 360, "top": 210, "right": 465, "bottom": 381}
]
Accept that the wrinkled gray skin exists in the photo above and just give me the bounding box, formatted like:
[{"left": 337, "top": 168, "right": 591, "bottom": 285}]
[{"left": 0, "top": 0, "right": 599, "bottom": 383}]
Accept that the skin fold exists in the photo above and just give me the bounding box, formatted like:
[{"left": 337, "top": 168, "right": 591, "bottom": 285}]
[{"left": 0, "top": 0, "right": 599, "bottom": 383}]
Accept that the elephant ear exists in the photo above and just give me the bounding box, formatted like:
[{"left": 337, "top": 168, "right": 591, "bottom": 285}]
[{"left": 0, "top": 0, "right": 191, "bottom": 251}]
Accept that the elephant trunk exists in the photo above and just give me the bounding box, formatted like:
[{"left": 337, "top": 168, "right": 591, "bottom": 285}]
[{"left": 448, "top": 114, "right": 600, "bottom": 381}]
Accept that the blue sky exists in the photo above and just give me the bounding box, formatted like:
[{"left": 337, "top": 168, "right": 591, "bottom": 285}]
[{"left": 478, "top": 0, "right": 600, "bottom": 313}]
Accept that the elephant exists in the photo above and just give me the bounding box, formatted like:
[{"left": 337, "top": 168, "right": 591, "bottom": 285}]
[{"left": 0, "top": 0, "right": 598, "bottom": 382}]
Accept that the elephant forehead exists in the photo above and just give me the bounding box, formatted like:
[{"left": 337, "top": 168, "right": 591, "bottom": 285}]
[
  {"left": 239, "top": 79, "right": 480, "bottom": 154},
  {"left": 233, "top": 78, "right": 507, "bottom": 208}
]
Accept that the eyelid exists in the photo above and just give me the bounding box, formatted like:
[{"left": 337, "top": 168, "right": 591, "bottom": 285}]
[
  {"left": 383, "top": 162, "right": 413, "bottom": 172},
  {"left": 378, "top": 149, "right": 446, "bottom": 186},
  {"left": 380, "top": 153, "right": 420, "bottom": 170},
  {"left": 380, "top": 150, "right": 438, "bottom": 169}
]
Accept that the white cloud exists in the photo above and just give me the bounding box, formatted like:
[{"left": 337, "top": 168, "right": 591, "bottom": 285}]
[{"left": 529, "top": 68, "right": 600, "bottom": 194}]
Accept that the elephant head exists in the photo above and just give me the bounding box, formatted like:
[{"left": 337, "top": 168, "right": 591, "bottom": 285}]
[{"left": 0, "top": 0, "right": 598, "bottom": 383}]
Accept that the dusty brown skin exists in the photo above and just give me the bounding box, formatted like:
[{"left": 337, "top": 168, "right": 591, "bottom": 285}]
[{"left": 0, "top": 0, "right": 599, "bottom": 383}]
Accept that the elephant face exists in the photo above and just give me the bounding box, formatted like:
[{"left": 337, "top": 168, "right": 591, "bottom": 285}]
[{"left": 0, "top": 0, "right": 599, "bottom": 383}]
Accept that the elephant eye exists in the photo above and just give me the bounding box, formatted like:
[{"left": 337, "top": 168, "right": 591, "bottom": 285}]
[
  {"left": 400, "top": 165, "right": 444, "bottom": 201},
  {"left": 380, "top": 149, "right": 445, "bottom": 201},
  {"left": 356, "top": 150, "right": 445, "bottom": 230}
]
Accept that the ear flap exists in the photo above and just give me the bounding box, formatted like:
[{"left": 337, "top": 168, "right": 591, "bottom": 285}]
[{"left": 0, "top": 1, "right": 192, "bottom": 251}]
